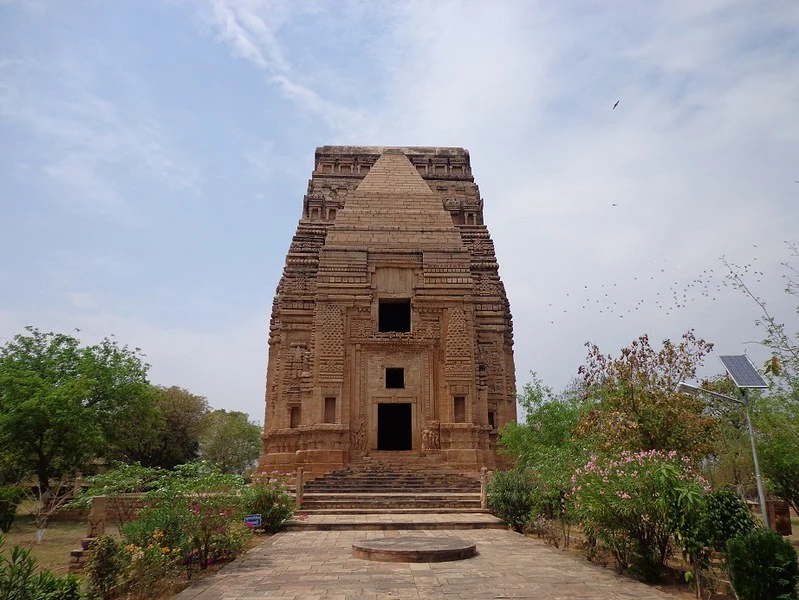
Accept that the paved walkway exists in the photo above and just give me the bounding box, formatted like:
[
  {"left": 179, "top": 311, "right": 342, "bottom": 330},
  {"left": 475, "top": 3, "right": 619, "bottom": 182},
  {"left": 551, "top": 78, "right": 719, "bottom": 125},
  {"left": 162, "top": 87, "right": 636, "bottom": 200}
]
[{"left": 175, "top": 528, "right": 675, "bottom": 600}]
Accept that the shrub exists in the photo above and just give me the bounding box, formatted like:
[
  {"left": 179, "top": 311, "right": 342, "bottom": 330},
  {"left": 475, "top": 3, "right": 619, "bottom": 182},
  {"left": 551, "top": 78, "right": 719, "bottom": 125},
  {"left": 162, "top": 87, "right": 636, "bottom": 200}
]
[
  {"left": 0, "top": 535, "right": 85, "bottom": 599},
  {"left": 68, "top": 462, "right": 165, "bottom": 532},
  {"left": 245, "top": 475, "right": 294, "bottom": 533},
  {"left": 703, "top": 487, "right": 756, "bottom": 553},
  {"left": 726, "top": 528, "right": 799, "bottom": 600},
  {"left": 85, "top": 535, "right": 125, "bottom": 600},
  {"left": 670, "top": 485, "right": 756, "bottom": 596},
  {"left": 0, "top": 486, "right": 23, "bottom": 533},
  {"left": 572, "top": 450, "right": 709, "bottom": 582},
  {"left": 130, "top": 462, "right": 251, "bottom": 575},
  {"left": 487, "top": 468, "right": 535, "bottom": 533},
  {"left": 123, "top": 504, "right": 186, "bottom": 553},
  {"left": 121, "top": 531, "right": 182, "bottom": 599}
]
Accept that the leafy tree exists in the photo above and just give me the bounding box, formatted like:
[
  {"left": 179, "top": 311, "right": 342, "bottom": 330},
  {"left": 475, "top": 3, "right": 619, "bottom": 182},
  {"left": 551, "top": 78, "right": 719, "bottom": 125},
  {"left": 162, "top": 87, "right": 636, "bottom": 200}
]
[
  {"left": 757, "top": 398, "right": 799, "bottom": 514},
  {"left": 128, "top": 386, "right": 209, "bottom": 469},
  {"left": 498, "top": 375, "right": 589, "bottom": 545},
  {"left": 0, "top": 327, "right": 152, "bottom": 492},
  {"left": 576, "top": 331, "right": 718, "bottom": 459},
  {"left": 198, "top": 409, "right": 262, "bottom": 474}
]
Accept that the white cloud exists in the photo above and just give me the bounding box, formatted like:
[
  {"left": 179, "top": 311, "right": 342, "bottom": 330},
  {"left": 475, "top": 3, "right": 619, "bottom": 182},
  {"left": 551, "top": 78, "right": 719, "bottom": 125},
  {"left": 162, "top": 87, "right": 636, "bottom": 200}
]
[
  {"left": 0, "top": 58, "right": 199, "bottom": 221},
  {"left": 188, "top": 0, "right": 366, "bottom": 132}
]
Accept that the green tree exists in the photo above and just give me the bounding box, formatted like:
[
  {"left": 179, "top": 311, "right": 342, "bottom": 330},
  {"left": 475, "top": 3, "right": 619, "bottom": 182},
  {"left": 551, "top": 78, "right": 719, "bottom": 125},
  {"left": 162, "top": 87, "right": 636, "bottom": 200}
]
[
  {"left": 576, "top": 331, "right": 718, "bottom": 459},
  {"left": 132, "top": 386, "right": 209, "bottom": 469},
  {"left": 498, "top": 375, "right": 589, "bottom": 544},
  {"left": 198, "top": 409, "right": 262, "bottom": 474},
  {"left": 0, "top": 327, "right": 152, "bottom": 492},
  {"left": 757, "top": 398, "right": 799, "bottom": 514}
]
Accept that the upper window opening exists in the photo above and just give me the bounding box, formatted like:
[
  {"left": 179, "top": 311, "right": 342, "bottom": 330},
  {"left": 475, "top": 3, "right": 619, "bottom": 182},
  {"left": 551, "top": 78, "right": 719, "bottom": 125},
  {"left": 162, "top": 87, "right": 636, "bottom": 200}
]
[
  {"left": 324, "top": 397, "right": 336, "bottom": 423},
  {"left": 454, "top": 396, "right": 466, "bottom": 423},
  {"left": 386, "top": 368, "right": 405, "bottom": 389},
  {"left": 378, "top": 299, "right": 411, "bottom": 333}
]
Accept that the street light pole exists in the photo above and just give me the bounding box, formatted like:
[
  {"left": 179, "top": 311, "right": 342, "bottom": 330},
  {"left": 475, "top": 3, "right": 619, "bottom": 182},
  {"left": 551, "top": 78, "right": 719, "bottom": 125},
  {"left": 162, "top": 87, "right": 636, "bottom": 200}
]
[
  {"left": 741, "top": 389, "right": 769, "bottom": 528},
  {"left": 678, "top": 382, "right": 770, "bottom": 527}
]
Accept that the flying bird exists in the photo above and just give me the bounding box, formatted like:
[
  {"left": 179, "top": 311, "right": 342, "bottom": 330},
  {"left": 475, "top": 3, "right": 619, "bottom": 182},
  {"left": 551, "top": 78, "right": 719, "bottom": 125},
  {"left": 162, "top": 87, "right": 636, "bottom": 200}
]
[{"left": 612, "top": 100, "right": 620, "bottom": 110}]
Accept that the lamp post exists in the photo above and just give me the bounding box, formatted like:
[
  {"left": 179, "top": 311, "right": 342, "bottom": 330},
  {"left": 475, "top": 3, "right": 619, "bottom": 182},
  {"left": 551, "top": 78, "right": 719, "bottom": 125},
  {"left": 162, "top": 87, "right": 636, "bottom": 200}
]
[{"left": 678, "top": 382, "right": 769, "bottom": 527}]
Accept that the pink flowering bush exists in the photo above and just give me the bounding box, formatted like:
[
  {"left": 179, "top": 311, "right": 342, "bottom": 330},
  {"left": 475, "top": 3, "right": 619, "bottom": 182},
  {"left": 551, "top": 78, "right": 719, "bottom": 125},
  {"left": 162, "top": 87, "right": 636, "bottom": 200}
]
[{"left": 571, "top": 449, "right": 709, "bottom": 581}]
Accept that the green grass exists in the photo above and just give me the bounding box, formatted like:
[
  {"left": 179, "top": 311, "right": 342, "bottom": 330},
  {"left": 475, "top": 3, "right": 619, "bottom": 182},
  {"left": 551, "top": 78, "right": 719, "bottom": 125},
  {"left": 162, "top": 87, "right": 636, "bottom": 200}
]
[{"left": 1, "top": 502, "right": 93, "bottom": 575}]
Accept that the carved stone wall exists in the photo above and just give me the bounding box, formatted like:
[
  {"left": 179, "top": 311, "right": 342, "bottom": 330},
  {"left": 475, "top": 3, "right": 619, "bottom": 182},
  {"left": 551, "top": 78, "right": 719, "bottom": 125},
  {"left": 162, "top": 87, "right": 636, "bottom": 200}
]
[{"left": 257, "top": 146, "right": 516, "bottom": 476}]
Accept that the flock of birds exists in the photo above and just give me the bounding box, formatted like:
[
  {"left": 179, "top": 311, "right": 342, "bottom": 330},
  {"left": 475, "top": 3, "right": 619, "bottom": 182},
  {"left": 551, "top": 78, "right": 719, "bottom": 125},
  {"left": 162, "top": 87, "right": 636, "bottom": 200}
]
[
  {"left": 545, "top": 256, "right": 770, "bottom": 327},
  {"left": 540, "top": 98, "right": 781, "bottom": 327}
]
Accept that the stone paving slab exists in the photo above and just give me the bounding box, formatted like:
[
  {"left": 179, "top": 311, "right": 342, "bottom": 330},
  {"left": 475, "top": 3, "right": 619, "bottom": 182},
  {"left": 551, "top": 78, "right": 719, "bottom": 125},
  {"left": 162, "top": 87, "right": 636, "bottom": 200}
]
[{"left": 174, "top": 529, "right": 675, "bottom": 600}]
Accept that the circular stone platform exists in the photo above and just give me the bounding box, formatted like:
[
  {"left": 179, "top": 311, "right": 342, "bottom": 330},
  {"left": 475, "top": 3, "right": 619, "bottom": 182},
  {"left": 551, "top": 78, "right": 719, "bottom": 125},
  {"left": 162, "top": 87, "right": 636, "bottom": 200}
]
[{"left": 352, "top": 536, "right": 477, "bottom": 562}]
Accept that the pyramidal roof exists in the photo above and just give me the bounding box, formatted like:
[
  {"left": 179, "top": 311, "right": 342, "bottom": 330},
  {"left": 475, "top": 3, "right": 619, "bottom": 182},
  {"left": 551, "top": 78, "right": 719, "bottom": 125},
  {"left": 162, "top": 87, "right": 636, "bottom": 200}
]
[
  {"left": 354, "top": 149, "right": 436, "bottom": 196},
  {"left": 325, "top": 150, "right": 464, "bottom": 250}
]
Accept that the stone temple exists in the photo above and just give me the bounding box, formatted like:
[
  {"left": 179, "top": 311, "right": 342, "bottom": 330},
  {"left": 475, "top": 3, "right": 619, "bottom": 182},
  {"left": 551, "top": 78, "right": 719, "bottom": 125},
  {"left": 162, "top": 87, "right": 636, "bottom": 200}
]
[{"left": 257, "top": 146, "right": 516, "bottom": 476}]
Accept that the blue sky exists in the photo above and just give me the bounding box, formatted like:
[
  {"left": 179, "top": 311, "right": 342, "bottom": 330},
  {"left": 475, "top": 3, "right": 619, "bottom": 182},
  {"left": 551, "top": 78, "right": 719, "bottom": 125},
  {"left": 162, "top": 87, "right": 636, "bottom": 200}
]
[{"left": 2, "top": 0, "right": 798, "bottom": 422}]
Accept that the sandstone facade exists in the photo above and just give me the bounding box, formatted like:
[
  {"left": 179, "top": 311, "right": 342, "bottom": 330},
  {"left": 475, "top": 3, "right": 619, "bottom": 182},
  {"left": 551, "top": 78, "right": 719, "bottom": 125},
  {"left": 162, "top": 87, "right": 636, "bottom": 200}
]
[{"left": 257, "top": 146, "right": 516, "bottom": 475}]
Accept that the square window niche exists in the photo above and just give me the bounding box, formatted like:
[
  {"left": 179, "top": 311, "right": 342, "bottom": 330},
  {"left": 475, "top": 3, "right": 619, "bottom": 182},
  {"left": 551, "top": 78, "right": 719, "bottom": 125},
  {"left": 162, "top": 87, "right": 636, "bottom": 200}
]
[
  {"left": 386, "top": 368, "right": 405, "bottom": 389},
  {"left": 378, "top": 299, "right": 411, "bottom": 332}
]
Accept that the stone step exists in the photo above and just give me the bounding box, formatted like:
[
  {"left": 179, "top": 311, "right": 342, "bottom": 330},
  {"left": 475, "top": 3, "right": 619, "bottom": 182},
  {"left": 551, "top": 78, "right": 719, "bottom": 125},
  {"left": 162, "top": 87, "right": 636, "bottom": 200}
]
[
  {"left": 299, "top": 508, "right": 490, "bottom": 515},
  {"left": 297, "top": 461, "right": 487, "bottom": 515},
  {"left": 285, "top": 515, "right": 506, "bottom": 532},
  {"left": 305, "top": 482, "right": 478, "bottom": 489},
  {"left": 303, "top": 492, "right": 480, "bottom": 497},
  {"left": 303, "top": 486, "right": 480, "bottom": 496},
  {"left": 306, "top": 477, "right": 478, "bottom": 486},
  {"left": 301, "top": 501, "right": 481, "bottom": 510}
]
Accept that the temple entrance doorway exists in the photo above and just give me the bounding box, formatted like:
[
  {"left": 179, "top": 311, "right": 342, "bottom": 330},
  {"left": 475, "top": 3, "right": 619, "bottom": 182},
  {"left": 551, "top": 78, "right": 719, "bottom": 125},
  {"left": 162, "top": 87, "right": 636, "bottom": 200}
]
[{"left": 377, "top": 403, "right": 412, "bottom": 450}]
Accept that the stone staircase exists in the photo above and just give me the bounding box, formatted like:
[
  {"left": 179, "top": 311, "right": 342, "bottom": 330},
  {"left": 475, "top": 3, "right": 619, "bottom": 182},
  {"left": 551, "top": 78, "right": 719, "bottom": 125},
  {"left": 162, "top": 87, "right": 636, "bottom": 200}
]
[
  {"left": 302, "top": 456, "right": 481, "bottom": 512},
  {"left": 285, "top": 456, "right": 505, "bottom": 530}
]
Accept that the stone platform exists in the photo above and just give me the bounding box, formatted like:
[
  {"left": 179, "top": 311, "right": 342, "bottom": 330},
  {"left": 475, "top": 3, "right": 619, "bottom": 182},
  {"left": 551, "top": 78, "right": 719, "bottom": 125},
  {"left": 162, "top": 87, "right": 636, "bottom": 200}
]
[
  {"left": 174, "top": 529, "right": 677, "bottom": 600},
  {"left": 352, "top": 536, "right": 476, "bottom": 562}
]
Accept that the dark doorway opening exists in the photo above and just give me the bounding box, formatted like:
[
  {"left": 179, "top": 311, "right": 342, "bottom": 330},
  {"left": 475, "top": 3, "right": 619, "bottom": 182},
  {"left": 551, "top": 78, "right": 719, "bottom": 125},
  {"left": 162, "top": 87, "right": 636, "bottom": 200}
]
[{"left": 377, "top": 403, "right": 412, "bottom": 450}]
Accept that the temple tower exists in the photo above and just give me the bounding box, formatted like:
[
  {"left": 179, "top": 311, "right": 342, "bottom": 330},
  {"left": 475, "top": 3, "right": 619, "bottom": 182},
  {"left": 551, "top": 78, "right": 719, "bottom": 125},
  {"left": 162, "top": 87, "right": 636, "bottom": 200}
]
[{"left": 257, "top": 146, "right": 516, "bottom": 475}]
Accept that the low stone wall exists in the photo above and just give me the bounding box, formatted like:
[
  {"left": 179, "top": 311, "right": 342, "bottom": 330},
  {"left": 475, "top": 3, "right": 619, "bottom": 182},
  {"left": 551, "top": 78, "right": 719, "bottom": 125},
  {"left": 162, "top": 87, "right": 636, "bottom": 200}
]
[{"left": 53, "top": 493, "right": 148, "bottom": 523}]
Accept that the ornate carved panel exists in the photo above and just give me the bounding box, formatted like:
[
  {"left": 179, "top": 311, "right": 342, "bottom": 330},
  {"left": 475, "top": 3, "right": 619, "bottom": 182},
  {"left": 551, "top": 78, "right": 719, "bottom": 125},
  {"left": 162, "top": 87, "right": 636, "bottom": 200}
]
[{"left": 445, "top": 307, "right": 471, "bottom": 379}]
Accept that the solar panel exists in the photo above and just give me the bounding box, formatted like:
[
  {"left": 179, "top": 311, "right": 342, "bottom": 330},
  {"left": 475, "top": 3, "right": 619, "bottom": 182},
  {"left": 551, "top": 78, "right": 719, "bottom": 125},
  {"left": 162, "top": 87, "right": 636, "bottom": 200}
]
[{"left": 719, "top": 355, "right": 769, "bottom": 389}]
